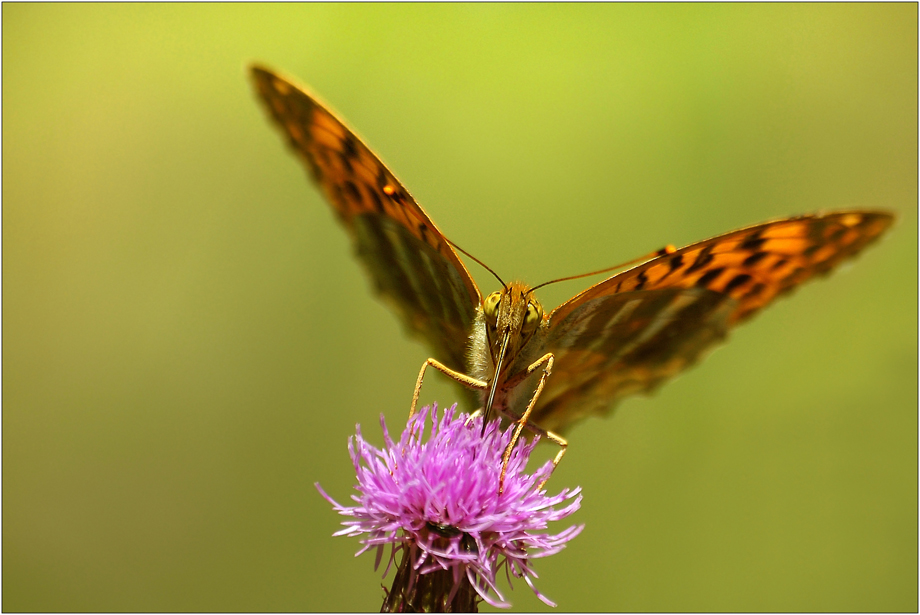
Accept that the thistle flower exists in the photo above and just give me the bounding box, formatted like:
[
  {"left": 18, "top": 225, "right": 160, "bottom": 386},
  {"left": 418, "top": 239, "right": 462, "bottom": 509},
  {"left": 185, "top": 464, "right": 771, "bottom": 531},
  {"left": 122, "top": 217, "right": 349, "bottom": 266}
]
[{"left": 316, "top": 404, "right": 584, "bottom": 611}]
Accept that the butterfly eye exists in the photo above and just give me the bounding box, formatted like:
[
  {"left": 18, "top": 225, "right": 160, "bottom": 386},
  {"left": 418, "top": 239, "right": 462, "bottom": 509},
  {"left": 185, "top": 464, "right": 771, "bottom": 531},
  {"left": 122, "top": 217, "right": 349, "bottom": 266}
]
[
  {"left": 523, "top": 302, "right": 542, "bottom": 335},
  {"left": 483, "top": 292, "right": 502, "bottom": 324}
]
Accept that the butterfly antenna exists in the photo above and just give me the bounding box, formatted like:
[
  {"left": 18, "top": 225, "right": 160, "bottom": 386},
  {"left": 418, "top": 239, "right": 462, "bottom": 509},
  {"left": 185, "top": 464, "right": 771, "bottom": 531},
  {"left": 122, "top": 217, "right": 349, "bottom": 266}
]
[
  {"left": 447, "top": 238, "right": 507, "bottom": 289},
  {"left": 528, "top": 244, "right": 677, "bottom": 294}
]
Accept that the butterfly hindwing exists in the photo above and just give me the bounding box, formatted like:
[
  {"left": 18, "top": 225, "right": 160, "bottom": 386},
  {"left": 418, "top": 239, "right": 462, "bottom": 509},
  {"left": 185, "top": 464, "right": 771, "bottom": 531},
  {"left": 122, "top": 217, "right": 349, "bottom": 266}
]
[
  {"left": 251, "top": 66, "right": 481, "bottom": 372},
  {"left": 530, "top": 287, "right": 733, "bottom": 432}
]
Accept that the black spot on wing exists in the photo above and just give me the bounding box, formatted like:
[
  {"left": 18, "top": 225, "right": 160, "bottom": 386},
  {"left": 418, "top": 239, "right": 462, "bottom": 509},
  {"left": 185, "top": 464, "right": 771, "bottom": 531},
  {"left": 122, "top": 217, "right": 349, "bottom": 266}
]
[
  {"left": 368, "top": 187, "right": 385, "bottom": 213},
  {"left": 740, "top": 232, "right": 766, "bottom": 251},
  {"left": 803, "top": 244, "right": 821, "bottom": 258},
  {"left": 695, "top": 267, "right": 725, "bottom": 288},
  {"left": 337, "top": 150, "right": 354, "bottom": 174},
  {"left": 686, "top": 245, "right": 715, "bottom": 273},
  {"left": 342, "top": 134, "right": 358, "bottom": 158},
  {"left": 417, "top": 221, "right": 443, "bottom": 253},
  {"left": 344, "top": 180, "right": 361, "bottom": 204},
  {"left": 723, "top": 273, "right": 752, "bottom": 294},
  {"left": 742, "top": 251, "right": 768, "bottom": 267},
  {"left": 743, "top": 282, "right": 766, "bottom": 300},
  {"left": 635, "top": 270, "right": 649, "bottom": 290},
  {"left": 828, "top": 226, "right": 848, "bottom": 242},
  {"left": 669, "top": 253, "right": 684, "bottom": 271}
]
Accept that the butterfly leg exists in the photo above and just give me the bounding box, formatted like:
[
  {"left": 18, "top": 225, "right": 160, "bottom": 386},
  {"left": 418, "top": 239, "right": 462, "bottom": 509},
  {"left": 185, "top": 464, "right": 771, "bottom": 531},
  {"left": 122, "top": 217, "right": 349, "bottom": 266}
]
[
  {"left": 409, "top": 358, "right": 488, "bottom": 419},
  {"left": 407, "top": 358, "right": 489, "bottom": 443},
  {"left": 530, "top": 428, "right": 567, "bottom": 491},
  {"left": 499, "top": 352, "right": 565, "bottom": 492}
]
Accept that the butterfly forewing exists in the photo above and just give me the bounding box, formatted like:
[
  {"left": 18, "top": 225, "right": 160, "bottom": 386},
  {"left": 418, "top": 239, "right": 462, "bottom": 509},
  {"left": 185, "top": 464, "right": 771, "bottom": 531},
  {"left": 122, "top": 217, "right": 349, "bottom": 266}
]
[
  {"left": 550, "top": 212, "right": 892, "bottom": 326},
  {"left": 251, "top": 66, "right": 481, "bottom": 373},
  {"left": 532, "top": 211, "right": 894, "bottom": 431}
]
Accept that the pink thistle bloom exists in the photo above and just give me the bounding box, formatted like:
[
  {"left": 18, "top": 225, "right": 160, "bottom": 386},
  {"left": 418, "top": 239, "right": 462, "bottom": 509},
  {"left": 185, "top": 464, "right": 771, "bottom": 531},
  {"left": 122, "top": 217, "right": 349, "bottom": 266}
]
[{"left": 316, "top": 404, "right": 584, "bottom": 611}]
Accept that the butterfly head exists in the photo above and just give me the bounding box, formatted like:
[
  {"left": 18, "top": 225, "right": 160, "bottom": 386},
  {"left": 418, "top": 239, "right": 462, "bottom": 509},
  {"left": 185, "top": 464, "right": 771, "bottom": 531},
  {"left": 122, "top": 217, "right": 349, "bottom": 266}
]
[
  {"left": 481, "top": 282, "right": 544, "bottom": 375},
  {"left": 478, "top": 282, "right": 544, "bottom": 431}
]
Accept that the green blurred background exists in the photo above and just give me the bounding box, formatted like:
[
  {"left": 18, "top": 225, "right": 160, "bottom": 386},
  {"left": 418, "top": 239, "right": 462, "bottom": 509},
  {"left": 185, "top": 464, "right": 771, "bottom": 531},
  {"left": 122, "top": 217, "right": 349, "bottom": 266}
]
[{"left": 4, "top": 4, "right": 916, "bottom": 612}]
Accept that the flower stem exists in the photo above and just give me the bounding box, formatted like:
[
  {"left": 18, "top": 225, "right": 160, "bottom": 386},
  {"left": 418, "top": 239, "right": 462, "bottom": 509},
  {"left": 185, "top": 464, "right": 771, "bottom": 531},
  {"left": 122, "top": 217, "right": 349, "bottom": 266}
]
[{"left": 382, "top": 548, "right": 480, "bottom": 613}]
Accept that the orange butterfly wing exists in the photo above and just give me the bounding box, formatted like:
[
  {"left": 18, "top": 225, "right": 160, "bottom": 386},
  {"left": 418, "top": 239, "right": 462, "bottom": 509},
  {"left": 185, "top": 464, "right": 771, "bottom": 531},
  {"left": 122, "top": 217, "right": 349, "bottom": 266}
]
[
  {"left": 251, "top": 66, "right": 481, "bottom": 374},
  {"left": 533, "top": 212, "right": 894, "bottom": 432}
]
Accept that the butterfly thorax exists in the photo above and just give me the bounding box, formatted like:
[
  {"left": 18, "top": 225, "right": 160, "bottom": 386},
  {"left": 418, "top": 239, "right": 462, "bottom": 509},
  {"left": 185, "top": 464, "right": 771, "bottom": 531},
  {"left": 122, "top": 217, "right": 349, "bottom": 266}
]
[{"left": 468, "top": 281, "right": 548, "bottom": 420}]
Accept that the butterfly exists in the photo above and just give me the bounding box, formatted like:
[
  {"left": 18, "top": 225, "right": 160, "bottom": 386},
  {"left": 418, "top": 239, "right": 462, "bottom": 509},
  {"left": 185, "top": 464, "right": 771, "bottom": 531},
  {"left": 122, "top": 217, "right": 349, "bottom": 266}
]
[{"left": 250, "top": 64, "right": 894, "bottom": 474}]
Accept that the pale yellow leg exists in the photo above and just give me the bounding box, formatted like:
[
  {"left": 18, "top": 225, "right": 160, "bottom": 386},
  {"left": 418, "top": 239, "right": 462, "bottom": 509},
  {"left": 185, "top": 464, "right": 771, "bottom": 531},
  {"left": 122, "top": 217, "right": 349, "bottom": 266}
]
[
  {"left": 531, "top": 429, "right": 568, "bottom": 491},
  {"left": 406, "top": 357, "right": 489, "bottom": 445},
  {"left": 499, "top": 353, "right": 568, "bottom": 492},
  {"left": 409, "top": 357, "right": 489, "bottom": 419}
]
